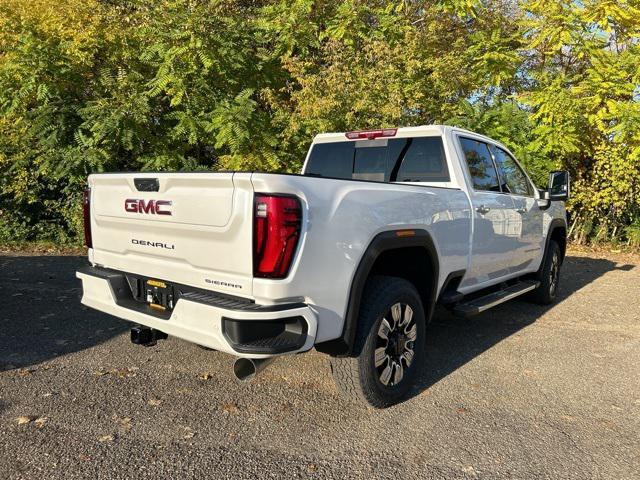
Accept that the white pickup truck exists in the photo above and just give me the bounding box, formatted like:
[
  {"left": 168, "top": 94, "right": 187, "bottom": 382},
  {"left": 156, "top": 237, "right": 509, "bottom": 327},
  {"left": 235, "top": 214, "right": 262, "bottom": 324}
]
[{"left": 77, "top": 125, "right": 569, "bottom": 407}]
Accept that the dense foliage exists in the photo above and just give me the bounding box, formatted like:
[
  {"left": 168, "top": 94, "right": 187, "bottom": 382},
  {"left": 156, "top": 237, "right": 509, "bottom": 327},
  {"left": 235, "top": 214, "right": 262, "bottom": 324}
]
[{"left": 0, "top": 0, "right": 639, "bottom": 245}]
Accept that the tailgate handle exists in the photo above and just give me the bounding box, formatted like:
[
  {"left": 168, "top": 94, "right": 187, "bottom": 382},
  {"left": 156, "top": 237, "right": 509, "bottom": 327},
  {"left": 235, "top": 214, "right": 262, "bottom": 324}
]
[{"left": 134, "top": 178, "right": 160, "bottom": 192}]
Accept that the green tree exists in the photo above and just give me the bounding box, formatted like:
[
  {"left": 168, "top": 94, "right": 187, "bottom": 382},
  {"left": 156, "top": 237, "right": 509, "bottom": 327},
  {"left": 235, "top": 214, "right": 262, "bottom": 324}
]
[{"left": 0, "top": 0, "right": 638, "bottom": 246}]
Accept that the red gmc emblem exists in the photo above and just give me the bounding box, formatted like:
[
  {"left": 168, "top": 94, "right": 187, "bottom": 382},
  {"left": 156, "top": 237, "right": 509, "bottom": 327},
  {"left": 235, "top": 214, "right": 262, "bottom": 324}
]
[{"left": 125, "top": 199, "right": 172, "bottom": 215}]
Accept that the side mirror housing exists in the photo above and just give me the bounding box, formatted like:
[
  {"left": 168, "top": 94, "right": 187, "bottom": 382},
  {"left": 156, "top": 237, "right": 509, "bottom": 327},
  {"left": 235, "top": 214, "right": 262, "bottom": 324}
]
[
  {"left": 537, "top": 189, "right": 551, "bottom": 209},
  {"left": 548, "top": 170, "right": 570, "bottom": 201}
]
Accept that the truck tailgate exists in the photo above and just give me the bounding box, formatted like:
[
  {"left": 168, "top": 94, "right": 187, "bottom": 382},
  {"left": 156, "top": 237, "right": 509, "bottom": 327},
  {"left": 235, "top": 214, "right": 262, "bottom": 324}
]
[{"left": 88, "top": 172, "right": 255, "bottom": 297}]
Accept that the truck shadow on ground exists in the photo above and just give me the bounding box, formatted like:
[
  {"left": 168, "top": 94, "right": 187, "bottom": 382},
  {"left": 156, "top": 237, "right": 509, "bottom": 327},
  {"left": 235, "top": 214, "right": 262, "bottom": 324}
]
[
  {"left": 411, "top": 254, "right": 635, "bottom": 400},
  {"left": 0, "top": 255, "right": 129, "bottom": 372},
  {"left": 1, "top": 253, "right": 635, "bottom": 399}
]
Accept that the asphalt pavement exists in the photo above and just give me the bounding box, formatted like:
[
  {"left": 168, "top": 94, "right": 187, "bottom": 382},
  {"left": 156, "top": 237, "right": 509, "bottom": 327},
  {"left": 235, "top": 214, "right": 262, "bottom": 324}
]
[{"left": 1, "top": 250, "right": 639, "bottom": 479}]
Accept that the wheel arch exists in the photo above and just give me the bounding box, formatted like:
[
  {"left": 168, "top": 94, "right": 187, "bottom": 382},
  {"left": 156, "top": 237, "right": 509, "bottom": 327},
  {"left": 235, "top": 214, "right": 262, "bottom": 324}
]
[
  {"left": 545, "top": 218, "right": 567, "bottom": 264},
  {"left": 315, "top": 229, "right": 439, "bottom": 357}
]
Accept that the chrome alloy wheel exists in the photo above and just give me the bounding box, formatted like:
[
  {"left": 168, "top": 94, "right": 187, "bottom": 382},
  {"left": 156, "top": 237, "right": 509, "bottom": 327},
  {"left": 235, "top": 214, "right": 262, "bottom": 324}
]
[
  {"left": 549, "top": 251, "right": 560, "bottom": 297},
  {"left": 375, "top": 303, "right": 417, "bottom": 386}
]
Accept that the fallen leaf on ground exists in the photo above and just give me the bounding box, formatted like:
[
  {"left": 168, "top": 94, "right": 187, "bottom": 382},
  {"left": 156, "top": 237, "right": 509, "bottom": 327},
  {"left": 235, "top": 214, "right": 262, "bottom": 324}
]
[
  {"left": 17, "top": 369, "right": 34, "bottom": 377},
  {"left": 98, "top": 434, "right": 114, "bottom": 443},
  {"left": 147, "top": 398, "right": 162, "bottom": 406},
  {"left": 183, "top": 428, "right": 196, "bottom": 439},
  {"left": 16, "top": 415, "right": 37, "bottom": 425},
  {"left": 34, "top": 416, "right": 48, "bottom": 428},
  {"left": 119, "top": 417, "right": 132, "bottom": 431},
  {"left": 112, "top": 367, "right": 138, "bottom": 378},
  {"left": 199, "top": 372, "right": 212, "bottom": 381},
  {"left": 221, "top": 403, "right": 239, "bottom": 414}
]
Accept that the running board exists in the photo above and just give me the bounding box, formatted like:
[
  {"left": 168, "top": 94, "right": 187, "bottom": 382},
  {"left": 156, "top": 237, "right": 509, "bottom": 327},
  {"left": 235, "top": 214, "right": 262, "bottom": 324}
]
[{"left": 453, "top": 280, "right": 540, "bottom": 318}]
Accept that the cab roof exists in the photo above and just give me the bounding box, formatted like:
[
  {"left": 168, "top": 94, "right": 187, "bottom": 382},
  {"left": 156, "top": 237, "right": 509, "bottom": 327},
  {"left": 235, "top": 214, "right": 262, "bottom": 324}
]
[
  {"left": 311, "top": 125, "right": 509, "bottom": 153},
  {"left": 312, "top": 125, "right": 448, "bottom": 144}
]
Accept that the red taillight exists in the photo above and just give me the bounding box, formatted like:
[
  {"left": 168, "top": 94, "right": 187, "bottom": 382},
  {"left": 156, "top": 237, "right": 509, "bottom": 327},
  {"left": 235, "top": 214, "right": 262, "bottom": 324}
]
[
  {"left": 253, "top": 194, "right": 302, "bottom": 279},
  {"left": 345, "top": 128, "right": 397, "bottom": 140},
  {"left": 83, "top": 187, "right": 92, "bottom": 248}
]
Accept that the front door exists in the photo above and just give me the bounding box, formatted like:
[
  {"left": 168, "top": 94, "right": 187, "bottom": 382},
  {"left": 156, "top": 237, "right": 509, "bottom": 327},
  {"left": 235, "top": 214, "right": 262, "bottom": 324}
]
[{"left": 490, "top": 145, "right": 543, "bottom": 274}]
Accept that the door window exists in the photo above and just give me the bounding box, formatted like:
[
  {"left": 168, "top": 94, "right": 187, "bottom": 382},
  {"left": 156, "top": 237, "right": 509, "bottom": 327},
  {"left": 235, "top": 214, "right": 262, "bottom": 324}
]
[
  {"left": 459, "top": 138, "right": 501, "bottom": 192},
  {"left": 491, "top": 147, "right": 533, "bottom": 196}
]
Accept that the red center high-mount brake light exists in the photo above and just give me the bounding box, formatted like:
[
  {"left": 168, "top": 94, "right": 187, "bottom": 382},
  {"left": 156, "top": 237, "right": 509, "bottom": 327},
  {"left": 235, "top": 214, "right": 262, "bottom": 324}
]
[
  {"left": 253, "top": 194, "right": 302, "bottom": 279},
  {"left": 83, "top": 187, "right": 92, "bottom": 248},
  {"left": 345, "top": 128, "right": 397, "bottom": 140}
]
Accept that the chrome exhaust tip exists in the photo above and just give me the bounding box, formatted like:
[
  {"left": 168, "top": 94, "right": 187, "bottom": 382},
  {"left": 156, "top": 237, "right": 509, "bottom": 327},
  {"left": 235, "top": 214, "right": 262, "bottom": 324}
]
[{"left": 233, "top": 357, "right": 276, "bottom": 382}]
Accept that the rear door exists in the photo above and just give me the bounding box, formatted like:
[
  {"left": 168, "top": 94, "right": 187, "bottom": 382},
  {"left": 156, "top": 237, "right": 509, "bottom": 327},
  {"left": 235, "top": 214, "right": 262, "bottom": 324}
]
[
  {"left": 88, "top": 172, "right": 255, "bottom": 297},
  {"left": 457, "top": 137, "right": 519, "bottom": 289}
]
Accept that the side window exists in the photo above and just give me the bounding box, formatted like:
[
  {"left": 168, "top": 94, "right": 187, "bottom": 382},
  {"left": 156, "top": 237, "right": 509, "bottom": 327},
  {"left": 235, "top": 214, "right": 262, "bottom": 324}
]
[
  {"left": 459, "top": 138, "right": 500, "bottom": 192},
  {"left": 394, "top": 137, "right": 450, "bottom": 182},
  {"left": 492, "top": 147, "right": 533, "bottom": 196}
]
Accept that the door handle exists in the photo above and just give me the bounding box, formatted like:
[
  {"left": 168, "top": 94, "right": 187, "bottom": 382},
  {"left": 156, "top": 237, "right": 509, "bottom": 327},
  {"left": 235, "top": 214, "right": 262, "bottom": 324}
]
[
  {"left": 516, "top": 208, "right": 526, "bottom": 214},
  {"left": 476, "top": 205, "right": 491, "bottom": 215}
]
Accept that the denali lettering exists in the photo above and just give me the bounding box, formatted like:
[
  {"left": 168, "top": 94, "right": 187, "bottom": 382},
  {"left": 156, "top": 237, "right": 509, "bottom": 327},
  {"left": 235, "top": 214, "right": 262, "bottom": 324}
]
[
  {"left": 125, "top": 199, "right": 172, "bottom": 215},
  {"left": 131, "top": 239, "right": 175, "bottom": 250}
]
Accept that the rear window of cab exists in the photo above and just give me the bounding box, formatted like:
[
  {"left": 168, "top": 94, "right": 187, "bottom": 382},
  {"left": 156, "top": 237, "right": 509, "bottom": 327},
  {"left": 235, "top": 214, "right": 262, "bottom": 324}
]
[{"left": 304, "top": 137, "right": 450, "bottom": 183}]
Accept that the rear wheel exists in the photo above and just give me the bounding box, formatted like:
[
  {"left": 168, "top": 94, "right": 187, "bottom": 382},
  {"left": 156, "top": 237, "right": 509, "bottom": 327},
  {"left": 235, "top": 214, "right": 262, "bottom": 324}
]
[
  {"left": 529, "top": 240, "right": 561, "bottom": 305},
  {"left": 330, "top": 276, "right": 426, "bottom": 408}
]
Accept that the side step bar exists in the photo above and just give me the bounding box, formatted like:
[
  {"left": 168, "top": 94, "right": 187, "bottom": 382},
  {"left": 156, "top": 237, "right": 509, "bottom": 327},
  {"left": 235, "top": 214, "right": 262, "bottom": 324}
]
[{"left": 453, "top": 280, "right": 540, "bottom": 318}]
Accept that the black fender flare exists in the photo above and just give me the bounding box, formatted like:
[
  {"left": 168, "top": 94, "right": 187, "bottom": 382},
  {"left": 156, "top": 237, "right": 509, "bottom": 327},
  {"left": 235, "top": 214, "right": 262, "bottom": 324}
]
[
  {"left": 315, "top": 229, "right": 439, "bottom": 357},
  {"left": 542, "top": 217, "right": 568, "bottom": 265}
]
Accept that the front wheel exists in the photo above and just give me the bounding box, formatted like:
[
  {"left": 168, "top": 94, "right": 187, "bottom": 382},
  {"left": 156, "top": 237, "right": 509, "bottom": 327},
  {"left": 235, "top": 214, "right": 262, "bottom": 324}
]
[
  {"left": 529, "top": 240, "right": 562, "bottom": 305},
  {"left": 329, "top": 276, "right": 426, "bottom": 408}
]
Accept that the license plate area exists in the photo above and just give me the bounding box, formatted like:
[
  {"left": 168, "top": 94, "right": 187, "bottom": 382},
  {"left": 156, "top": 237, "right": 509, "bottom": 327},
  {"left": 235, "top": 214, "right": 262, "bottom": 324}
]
[{"left": 144, "top": 279, "right": 175, "bottom": 312}]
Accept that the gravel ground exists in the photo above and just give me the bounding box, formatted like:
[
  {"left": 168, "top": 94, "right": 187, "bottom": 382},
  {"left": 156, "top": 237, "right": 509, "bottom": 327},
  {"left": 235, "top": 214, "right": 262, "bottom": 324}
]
[{"left": 1, "top": 250, "right": 639, "bottom": 479}]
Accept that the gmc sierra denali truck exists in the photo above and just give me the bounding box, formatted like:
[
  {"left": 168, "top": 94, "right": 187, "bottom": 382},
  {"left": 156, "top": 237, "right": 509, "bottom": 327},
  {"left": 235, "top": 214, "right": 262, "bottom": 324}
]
[{"left": 77, "top": 125, "right": 570, "bottom": 407}]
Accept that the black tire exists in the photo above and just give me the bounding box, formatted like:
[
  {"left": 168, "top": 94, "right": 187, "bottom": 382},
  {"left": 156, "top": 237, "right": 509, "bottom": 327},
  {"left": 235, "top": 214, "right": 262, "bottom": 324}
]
[
  {"left": 329, "top": 276, "right": 426, "bottom": 408},
  {"left": 529, "top": 240, "right": 562, "bottom": 305}
]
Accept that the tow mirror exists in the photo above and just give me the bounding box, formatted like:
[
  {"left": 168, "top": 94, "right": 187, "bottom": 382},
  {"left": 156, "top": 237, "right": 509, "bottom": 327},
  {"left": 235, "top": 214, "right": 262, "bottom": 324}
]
[
  {"left": 548, "top": 170, "right": 570, "bottom": 201},
  {"left": 537, "top": 190, "right": 550, "bottom": 209}
]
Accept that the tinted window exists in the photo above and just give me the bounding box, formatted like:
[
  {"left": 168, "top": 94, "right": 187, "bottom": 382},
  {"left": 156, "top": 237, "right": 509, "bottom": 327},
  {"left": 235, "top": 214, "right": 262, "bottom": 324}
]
[
  {"left": 353, "top": 144, "right": 387, "bottom": 181},
  {"left": 459, "top": 138, "right": 500, "bottom": 192},
  {"left": 491, "top": 147, "right": 532, "bottom": 196},
  {"left": 304, "top": 142, "right": 354, "bottom": 179},
  {"left": 395, "top": 137, "right": 450, "bottom": 182},
  {"left": 305, "top": 137, "right": 449, "bottom": 183}
]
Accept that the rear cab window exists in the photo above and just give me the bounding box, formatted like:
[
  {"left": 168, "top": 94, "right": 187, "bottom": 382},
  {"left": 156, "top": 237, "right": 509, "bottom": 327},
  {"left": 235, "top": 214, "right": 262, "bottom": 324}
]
[{"left": 304, "top": 136, "right": 451, "bottom": 186}]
